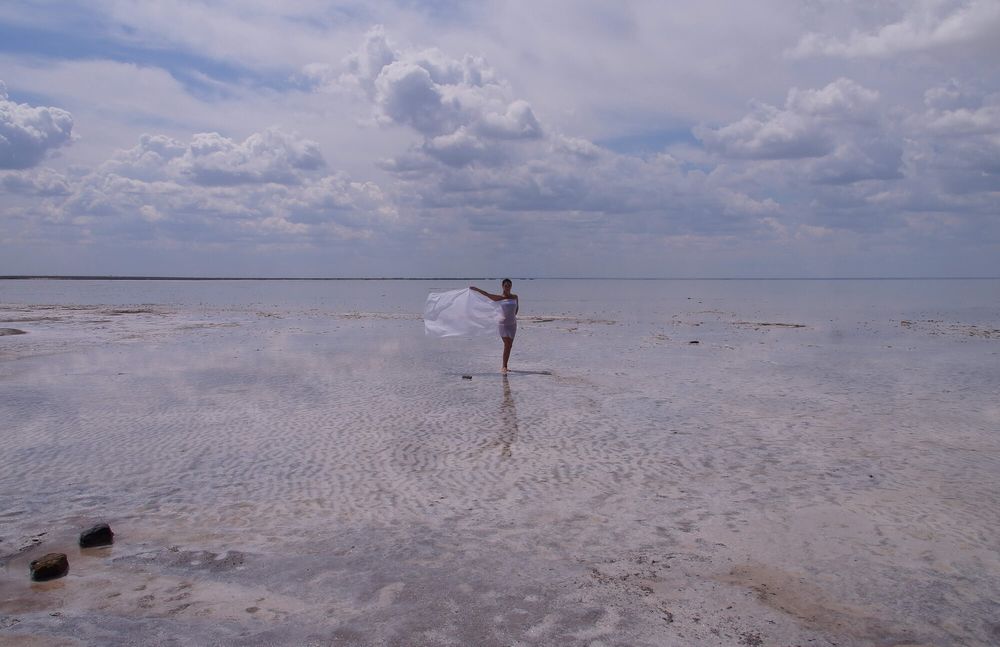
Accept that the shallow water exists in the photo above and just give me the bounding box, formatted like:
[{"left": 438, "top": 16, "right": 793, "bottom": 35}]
[{"left": 1, "top": 279, "right": 999, "bottom": 645}]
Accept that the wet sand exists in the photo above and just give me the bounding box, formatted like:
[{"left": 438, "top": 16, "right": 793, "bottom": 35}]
[{"left": 1, "top": 282, "right": 999, "bottom": 646}]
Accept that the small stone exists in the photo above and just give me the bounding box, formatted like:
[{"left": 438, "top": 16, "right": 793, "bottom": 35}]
[
  {"left": 30, "top": 553, "right": 69, "bottom": 581},
  {"left": 688, "top": 340, "right": 700, "bottom": 344},
  {"left": 462, "top": 375, "right": 472, "bottom": 380},
  {"left": 0, "top": 328, "right": 27, "bottom": 336},
  {"left": 79, "top": 523, "right": 114, "bottom": 548}
]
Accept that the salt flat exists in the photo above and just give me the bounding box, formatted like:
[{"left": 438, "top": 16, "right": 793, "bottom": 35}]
[{"left": 1, "top": 279, "right": 998, "bottom": 646}]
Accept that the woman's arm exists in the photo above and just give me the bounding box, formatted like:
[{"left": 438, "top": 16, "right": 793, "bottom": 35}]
[{"left": 470, "top": 286, "right": 503, "bottom": 301}]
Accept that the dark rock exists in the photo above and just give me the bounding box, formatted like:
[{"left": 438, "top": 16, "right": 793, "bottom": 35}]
[
  {"left": 0, "top": 328, "right": 27, "bottom": 336},
  {"left": 462, "top": 375, "right": 472, "bottom": 380},
  {"left": 79, "top": 523, "right": 114, "bottom": 548},
  {"left": 30, "top": 553, "right": 68, "bottom": 581},
  {"left": 688, "top": 340, "right": 700, "bottom": 344}
]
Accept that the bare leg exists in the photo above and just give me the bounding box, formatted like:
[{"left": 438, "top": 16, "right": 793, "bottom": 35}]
[{"left": 502, "top": 336, "right": 513, "bottom": 373}]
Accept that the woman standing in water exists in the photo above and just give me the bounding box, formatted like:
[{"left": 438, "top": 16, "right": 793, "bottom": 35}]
[{"left": 470, "top": 279, "right": 518, "bottom": 373}]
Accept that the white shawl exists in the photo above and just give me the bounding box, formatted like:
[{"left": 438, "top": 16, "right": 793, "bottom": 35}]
[{"left": 423, "top": 288, "right": 501, "bottom": 337}]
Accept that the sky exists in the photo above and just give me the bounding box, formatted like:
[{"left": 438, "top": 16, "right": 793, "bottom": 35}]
[{"left": 1, "top": 0, "right": 998, "bottom": 277}]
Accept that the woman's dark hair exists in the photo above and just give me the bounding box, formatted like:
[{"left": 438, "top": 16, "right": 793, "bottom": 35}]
[{"left": 501, "top": 278, "right": 512, "bottom": 286}]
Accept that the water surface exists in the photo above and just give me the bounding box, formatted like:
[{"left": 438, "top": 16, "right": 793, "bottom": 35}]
[{"left": 1, "top": 279, "right": 998, "bottom": 645}]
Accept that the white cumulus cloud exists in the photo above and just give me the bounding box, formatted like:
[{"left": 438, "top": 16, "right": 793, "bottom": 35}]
[
  {"left": 0, "top": 80, "right": 74, "bottom": 169},
  {"left": 7, "top": 128, "right": 393, "bottom": 249},
  {"left": 788, "top": 0, "right": 1000, "bottom": 59},
  {"left": 101, "top": 128, "right": 325, "bottom": 186},
  {"left": 0, "top": 166, "right": 71, "bottom": 195},
  {"left": 694, "top": 78, "right": 902, "bottom": 185},
  {"left": 695, "top": 78, "right": 882, "bottom": 161},
  {"left": 314, "top": 27, "right": 543, "bottom": 171}
]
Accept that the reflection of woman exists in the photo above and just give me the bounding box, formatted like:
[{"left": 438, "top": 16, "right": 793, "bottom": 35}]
[
  {"left": 470, "top": 279, "right": 518, "bottom": 374},
  {"left": 498, "top": 375, "right": 518, "bottom": 458}
]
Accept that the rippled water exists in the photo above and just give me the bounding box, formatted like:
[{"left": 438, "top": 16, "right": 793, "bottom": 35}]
[{"left": 1, "top": 279, "right": 998, "bottom": 645}]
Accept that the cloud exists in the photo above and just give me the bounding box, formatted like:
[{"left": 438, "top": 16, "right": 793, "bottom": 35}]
[
  {"left": 904, "top": 83, "right": 1000, "bottom": 196},
  {"left": 785, "top": 79, "right": 880, "bottom": 121},
  {"left": 380, "top": 135, "right": 790, "bottom": 245},
  {"left": 342, "top": 24, "right": 402, "bottom": 92},
  {"left": 320, "top": 26, "right": 542, "bottom": 171},
  {"left": 420, "top": 127, "right": 499, "bottom": 168},
  {"left": 694, "top": 78, "right": 902, "bottom": 185},
  {"left": 808, "top": 139, "right": 904, "bottom": 185},
  {"left": 0, "top": 166, "right": 71, "bottom": 195},
  {"left": 182, "top": 130, "right": 325, "bottom": 186},
  {"left": 682, "top": 75, "right": 997, "bottom": 247},
  {"left": 101, "top": 128, "right": 325, "bottom": 186},
  {"left": 922, "top": 89, "right": 1000, "bottom": 137},
  {"left": 788, "top": 0, "right": 1000, "bottom": 59},
  {"left": 477, "top": 100, "right": 542, "bottom": 140},
  {"left": 317, "top": 30, "right": 762, "bottom": 233},
  {"left": 7, "top": 128, "right": 393, "bottom": 248},
  {"left": 694, "top": 105, "right": 832, "bottom": 160},
  {"left": 92, "top": 0, "right": 359, "bottom": 71},
  {"left": 326, "top": 33, "right": 912, "bottom": 246},
  {"left": 694, "top": 78, "right": 881, "bottom": 160},
  {"left": 326, "top": 29, "right": 716, "bottom": 223},
  {"left": 0, "top": 80, "right": 75, "bottom": 169},
  {"left": 374, "top": 60, "right": 465, "bottom": 136}
]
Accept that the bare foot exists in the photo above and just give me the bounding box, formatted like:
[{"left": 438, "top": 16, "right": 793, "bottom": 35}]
[{"left": 501, "top": 367, "right": 509, "bottom": 374}]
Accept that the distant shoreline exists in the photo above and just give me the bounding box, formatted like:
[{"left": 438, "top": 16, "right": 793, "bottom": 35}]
[{"left": 1, "top": 276, "right": 998, "bottom": 281}]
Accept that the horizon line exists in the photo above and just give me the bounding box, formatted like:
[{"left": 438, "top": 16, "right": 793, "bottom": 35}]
[{"left": 2, "top": 275, "right": 999, "bottom": 281}]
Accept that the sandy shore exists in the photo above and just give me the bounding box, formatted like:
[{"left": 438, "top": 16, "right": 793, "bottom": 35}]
[{"left": 1, "top": 292, "right": 999, "bottom": 646}]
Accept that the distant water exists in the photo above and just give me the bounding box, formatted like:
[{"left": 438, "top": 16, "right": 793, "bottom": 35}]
[{"left": 2, "top": 277, "right": 998, "bottom": 323}]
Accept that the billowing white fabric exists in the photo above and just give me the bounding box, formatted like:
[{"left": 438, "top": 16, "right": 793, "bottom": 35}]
[{"left": 424, "top": 288, "right": 500, "bottom": 337}]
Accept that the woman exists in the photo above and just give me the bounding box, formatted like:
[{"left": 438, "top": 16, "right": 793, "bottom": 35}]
[{"left": 470, "top": 279, "right": 518, "bottom": 373}]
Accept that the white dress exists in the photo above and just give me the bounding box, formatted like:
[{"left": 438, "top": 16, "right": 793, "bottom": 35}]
[{"left": 498, "top": 298, "right": 517, "bottom": 339}]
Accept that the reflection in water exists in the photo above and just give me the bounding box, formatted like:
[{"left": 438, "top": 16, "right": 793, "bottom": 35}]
[{"left": 498, "top": 375, "right": 519, "bottom": 458}]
